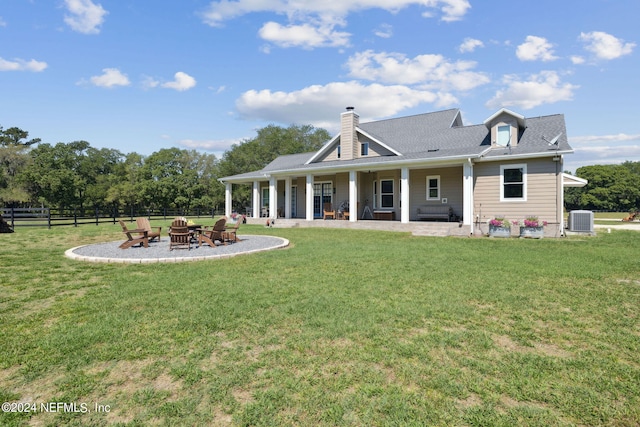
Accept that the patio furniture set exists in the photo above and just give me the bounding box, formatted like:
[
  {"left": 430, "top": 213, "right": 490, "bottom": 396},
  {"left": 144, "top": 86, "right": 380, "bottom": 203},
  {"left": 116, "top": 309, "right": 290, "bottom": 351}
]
[{"left": 118, "top": 217, "right": 240, "bottom": 250}]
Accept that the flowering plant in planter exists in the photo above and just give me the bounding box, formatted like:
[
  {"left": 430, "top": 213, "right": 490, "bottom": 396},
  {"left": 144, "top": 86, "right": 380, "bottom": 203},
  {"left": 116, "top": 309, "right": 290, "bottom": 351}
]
[
  {"left": 229, "top": 212, "right": 246, "bottom": 223},
  {"left": 513, "top": 216, "right": 547, "bottom": 228},
  {"left": 489, "top": 216, "right": 510, "bottom": 228}
]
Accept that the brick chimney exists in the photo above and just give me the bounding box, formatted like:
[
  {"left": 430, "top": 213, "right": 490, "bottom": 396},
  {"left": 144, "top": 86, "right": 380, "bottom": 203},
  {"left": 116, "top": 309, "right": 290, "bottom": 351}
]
[{"left": 340, "top": 106, "right": 359, "bottom": 160}]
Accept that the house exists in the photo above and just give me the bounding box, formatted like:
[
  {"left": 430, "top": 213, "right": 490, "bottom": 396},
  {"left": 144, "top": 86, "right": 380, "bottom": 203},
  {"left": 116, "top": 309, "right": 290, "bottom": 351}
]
[{"left": 220, "top": 107, "right": 586, "bottom": 236}]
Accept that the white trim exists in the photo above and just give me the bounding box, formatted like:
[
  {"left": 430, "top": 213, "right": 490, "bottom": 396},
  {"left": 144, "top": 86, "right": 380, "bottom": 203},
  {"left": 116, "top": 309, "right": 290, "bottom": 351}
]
[
  {"left": 463, "top": 159, "right": 473, "bottom": 227},
  {"left": 562, "top": 173, "right": 588, "bottom": 187},
  {"left": 356, "top": 127, "right": 403, "bottom": 156},
  {"left": 380, "top": 178, "right": 394, "bottom": 208},
  {"left": 426, "top": 175, "right": 440, "bottom": 200},
  {"left": 305, "top": 134, "right": 340, "bottom": 164},
  {"left": 500, "top": 163, "right": 527, "bottom": 202},
  {"left": 401, "top": 168, "right": 410, "bottom": 223},
  {"left": 305, "top": 175, "right": 314, "bottom": 221},
  {"left": 483, "top": 108, "right": 526, "bottom": 128},
  {"left": 349, "top": 171, "right": 358, "bottom": 222}
]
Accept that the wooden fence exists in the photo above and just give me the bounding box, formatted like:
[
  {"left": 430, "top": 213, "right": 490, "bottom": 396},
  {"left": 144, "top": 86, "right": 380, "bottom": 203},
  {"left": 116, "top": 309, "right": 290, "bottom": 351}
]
[{"left": 0, "top": 207, "right": 223, "bottom": 229}]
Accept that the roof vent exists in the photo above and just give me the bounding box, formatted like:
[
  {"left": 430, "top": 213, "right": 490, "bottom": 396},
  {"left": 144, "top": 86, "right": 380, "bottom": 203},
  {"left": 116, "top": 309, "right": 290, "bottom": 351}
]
[{"left": 346, "top": 106, "right": 355, "bottom": 111}]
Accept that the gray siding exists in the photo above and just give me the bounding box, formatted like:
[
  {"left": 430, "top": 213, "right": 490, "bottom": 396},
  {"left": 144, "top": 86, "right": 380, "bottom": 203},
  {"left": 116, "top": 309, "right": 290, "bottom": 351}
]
[
  {"left": 474, "top": 158, "right": 561, "bottom": 224},
  {"left": 409, "top": 167, "right": 463, "bottom": 221}
]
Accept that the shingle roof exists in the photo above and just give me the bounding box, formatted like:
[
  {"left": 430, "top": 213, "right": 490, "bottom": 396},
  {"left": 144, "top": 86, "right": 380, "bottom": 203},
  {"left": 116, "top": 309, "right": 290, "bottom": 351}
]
[{"left": 220, "top": 109, "right": 573, "bottom": 182}]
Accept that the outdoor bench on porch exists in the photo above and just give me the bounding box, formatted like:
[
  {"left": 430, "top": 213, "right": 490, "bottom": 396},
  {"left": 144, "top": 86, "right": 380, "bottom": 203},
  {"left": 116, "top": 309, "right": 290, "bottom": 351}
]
[
  {"left": 416, "top": 205, "right": 453, "bottom": 221},
  {"left": 373, "top": 210, "right": 395, "bottom": 220}
]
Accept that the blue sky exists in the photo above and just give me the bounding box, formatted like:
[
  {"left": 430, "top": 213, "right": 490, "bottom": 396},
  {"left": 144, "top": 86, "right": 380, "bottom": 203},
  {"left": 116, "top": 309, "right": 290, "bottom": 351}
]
[{"left": 1, "top": 0, "right": 638, "bottom": 173}]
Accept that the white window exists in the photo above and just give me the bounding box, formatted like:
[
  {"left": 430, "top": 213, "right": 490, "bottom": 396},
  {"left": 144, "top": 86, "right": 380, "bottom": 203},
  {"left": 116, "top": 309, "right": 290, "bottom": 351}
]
[
  {"left": 361, "top": 142, "right": 369, "bottom": 156},
  {"left": 426, "top": 175, "right": 440, "bottom": 200},
  {"left": 500, "top": 164, "right": 527, "bottom": 201},
  {"left": 497, "top": 125, "right": 511, "bottom": 146},
  {"left": 380, "top": 179, "right": 394, "bottom": 208}
]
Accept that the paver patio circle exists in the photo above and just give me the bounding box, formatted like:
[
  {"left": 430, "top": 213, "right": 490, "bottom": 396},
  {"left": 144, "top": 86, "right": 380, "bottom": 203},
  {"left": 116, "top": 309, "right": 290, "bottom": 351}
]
[{"left": 65, "top": 234, "right": 289, "bottom": 263}]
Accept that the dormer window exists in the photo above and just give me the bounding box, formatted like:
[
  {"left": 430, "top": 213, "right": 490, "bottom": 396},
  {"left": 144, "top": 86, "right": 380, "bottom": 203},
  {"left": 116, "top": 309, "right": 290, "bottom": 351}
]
[
  {"left": 484, "top": 108, "right": 525, "bottom": 149},
  {"left": 497, "top": 125, "right": 510, "bottom": 146},
  {"left": 361, "top": 142, "right": 369, "bottom": 156},
  {"left": 337, "top": 144, "right": 341, "bottom": 159}
]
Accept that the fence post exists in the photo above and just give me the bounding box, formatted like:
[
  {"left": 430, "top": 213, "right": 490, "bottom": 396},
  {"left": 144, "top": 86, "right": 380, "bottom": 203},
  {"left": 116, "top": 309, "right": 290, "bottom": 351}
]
[
  {"left": 130, "top": 206, "right": 134, "bottom": 222},
  {"left": 95, "top": 207, "right": 99, "bottom": 225},
  {"left": 74, "top": 208, "right": 78, "bottom": 227},
  {"left": 10, "top": 207, "right": 15, "bottom": 229},
  {"left": 47, "top": 207, "right": 51, "bottom": 229}
]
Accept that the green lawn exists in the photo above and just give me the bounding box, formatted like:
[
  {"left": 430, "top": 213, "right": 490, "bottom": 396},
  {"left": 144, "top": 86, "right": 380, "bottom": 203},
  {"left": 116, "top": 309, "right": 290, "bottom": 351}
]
[{"left": 1, "top": 222, "right": 639, "bottom": 426}]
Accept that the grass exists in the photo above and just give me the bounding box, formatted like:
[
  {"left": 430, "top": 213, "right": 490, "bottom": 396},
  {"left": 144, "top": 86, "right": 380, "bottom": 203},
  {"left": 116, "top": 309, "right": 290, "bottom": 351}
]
[{"left": 1, "top": 221, "right": 640, "bottom": 426}]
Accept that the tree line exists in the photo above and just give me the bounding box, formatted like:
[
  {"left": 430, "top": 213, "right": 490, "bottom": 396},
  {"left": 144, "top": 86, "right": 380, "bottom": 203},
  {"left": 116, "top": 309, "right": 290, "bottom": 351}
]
[
  {"left": 1, "top": 124, "right": 638, "bottom": 214},
  {"left": 565, "top": 161, "right": 640, "bottom": 212},
  {"left": 0, "top": 124, "right": 329, "bottom": 213}
]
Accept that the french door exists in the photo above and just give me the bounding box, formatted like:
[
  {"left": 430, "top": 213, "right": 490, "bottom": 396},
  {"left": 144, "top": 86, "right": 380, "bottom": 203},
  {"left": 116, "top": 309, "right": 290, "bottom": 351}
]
[{"left": 313, "top": 182, "right": 332, "bottom": 218}]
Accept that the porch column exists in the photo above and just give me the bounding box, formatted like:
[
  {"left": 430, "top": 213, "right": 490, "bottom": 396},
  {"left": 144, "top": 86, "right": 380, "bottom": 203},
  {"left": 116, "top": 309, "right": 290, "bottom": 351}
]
[
  {"left": 269, "top": 177, "right": 277, "bottom": 219},
  {"left": 305, "top": 174, "right": 314, "bottom": 221},
  {"left": 349, "top": 170, "right": 358, "bottom": 222},
  {"left": 225, "top": 182, "right": 232, "bottom": 217},
  {"left": 284, "top": 176, "right": 291, "bottom": 219},
  {"left": 252, "top": 181, "right": 260, "bottom": 219},
  {"left": 463, "top": 159, "right": 474, "bottom": 228},
  {"left": 400, "top": 167, "right": 410, "bottom": 223}
]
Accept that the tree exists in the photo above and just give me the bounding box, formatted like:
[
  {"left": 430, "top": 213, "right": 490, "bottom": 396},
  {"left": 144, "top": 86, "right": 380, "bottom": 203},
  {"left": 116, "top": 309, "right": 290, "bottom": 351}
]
[
  {"left": 0, "top": 126, "right": 40, "bottom": 205},
  {"left": 140, "top": 148, "right": 219, "bottom": 211},
  {"left": 217, "top": 124, "right": 330, "bottom": 210},
  {"left": 0, "top": 126, "right": 41, "bottom": 147},
  {"left": 571, "top": 163, "right": 640, "bottom": 211},
  {"left": 21, "top": 141, "right": 91, "bottom": 210}
]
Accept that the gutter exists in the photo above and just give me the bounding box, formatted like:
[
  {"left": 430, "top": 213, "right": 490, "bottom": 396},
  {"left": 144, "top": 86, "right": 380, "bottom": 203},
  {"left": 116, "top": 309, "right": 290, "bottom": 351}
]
[{"left": 476, "top": 149, "right": 573, "bottom": 162}]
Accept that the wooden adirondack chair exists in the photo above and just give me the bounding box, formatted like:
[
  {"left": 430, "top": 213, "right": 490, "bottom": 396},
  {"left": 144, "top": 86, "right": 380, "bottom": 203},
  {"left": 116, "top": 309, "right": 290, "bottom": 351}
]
[
  {"left": 169, "top": 218, "right": 191, "bottom": 250},
  {"left": 323, "top": 203, "right": 336, "bottom": 220},
  {"left": 136, "top": 217, "right": 162, "bottom": 242},
  {"left": 198, "top": 217, "right": 227, "bottom": 247},
  {"left": 223, "top": 220, "right": 241, "bottom": 243},
  {"left": 118, "top": 220, "right": 149, "bottom": 249}
]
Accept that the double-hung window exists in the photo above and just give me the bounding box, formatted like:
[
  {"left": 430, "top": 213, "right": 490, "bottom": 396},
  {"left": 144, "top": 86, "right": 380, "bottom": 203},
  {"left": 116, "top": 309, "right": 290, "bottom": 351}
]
[
  {"left": 426, "top": 175, "right": 440, "bottom": 200},
  {"left": 380, "top": 179, "right": 394, "bottom": 208},
  {"left": 500, "top": 164, "right": 526, "bottom": 201}
]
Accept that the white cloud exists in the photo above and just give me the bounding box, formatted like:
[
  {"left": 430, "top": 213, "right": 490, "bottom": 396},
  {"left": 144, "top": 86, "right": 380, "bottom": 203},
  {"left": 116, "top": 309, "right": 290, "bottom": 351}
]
[
  {"left": 374, "top": 23, "right": 393, "bottom": 39},
  {"left": 516, "top": 35, "right": 558, "bottom": 62},
  {"left": 0, "top": 57, "right": 48, "bottom": 72},
  {"left": 202, "top": 0, "right": 470, "bottom": 49},
  {"left": 0, "top": 17, "right": 6, "bottom": 27},
  {"left": 258, "top": 21, "right": 351, "bottom": 49},
  {"left": 564, "top": 134, "right": 640, "bottom": 172},
  {"left": 569, "top": 133, "right": 640, "bottom": 144},
  {"left": 63, "top": 0, "right": 108, "bottom": 34},
  {"left": 486, "top": 71, "right": 578, "bottom": 110},
  {"left": 458, "top": 37, "right": 483, "bottom": 53},
  {"left": 236, "top": 81, "right": 455, "bottom": 131},
  {"left": 160, "top": 72, "right": 197, "bottom": 91},
  {"left": 579, "top": 31, "right": 635, "bottom": 60},
  {"left": 179, "top": 138, "right": 240, "bottom": 153},
  {"left": 89, "top": 68, "right": 130, "bottom": 88},
  {"left": 570, "top": 55, "right": 585, "bottom": 65},
  {"left": 202, "top": 0, "right": 471, "bottom": 26},
  {"left": 345, "top": 50, "right": 489, "bottom": 91}
]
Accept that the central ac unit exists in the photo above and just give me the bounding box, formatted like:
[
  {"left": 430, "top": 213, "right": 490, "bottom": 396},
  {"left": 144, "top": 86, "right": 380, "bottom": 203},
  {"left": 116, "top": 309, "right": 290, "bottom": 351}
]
[{"left": 568, "top": 210, "right": 594, "bottom": 233}]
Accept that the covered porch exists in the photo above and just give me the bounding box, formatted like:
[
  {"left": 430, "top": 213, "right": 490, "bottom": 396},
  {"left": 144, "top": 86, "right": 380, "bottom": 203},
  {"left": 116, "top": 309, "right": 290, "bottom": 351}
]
[{"left": 221, "top": 161, "right": 474, "bottom": 227}]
